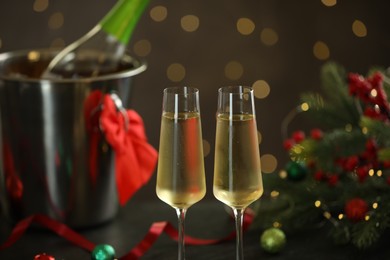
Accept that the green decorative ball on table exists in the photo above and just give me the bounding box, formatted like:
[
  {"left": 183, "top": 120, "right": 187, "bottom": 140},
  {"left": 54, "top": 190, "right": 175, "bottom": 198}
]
[
  {"left": 260, "top": 227, "right": 286, "bottom": 253},
  {"left": 91, "top": 244, "right": 116, "bottom": 260},
  {"left": 286, "top": 161, "right": 308, "bottom": 181}
]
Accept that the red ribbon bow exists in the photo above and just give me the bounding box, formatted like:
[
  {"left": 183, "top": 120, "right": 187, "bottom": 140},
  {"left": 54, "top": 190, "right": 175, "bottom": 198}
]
[
  {"left": 84, "top": 91, "right": 158, "bottom": 206},
  {"left": 100, "top": 95, "right": 158, "bottom": 205}
]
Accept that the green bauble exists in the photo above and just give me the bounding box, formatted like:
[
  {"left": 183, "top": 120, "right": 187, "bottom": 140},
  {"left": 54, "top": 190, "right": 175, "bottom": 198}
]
[
  {"left": 91, "top": 244, "right": 116, "bottom": 260},
  {"left": 286, "top": 161, "right": 307, "bottom": 181},
  {"left": 260, "top": 227, "right": 286, "bottom": 253}
]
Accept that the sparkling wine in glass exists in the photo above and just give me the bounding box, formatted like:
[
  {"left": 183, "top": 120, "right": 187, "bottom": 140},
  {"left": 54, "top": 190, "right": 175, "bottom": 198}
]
[
  {"left": 213, "top": 86, "right": 263, "bottom": 260},
  {"left": 156, "top": 86, "right": 206, "bottom": 260}
]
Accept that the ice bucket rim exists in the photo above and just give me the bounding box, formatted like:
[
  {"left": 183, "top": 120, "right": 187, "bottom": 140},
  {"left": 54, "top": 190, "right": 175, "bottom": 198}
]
[{"left": 0, "top": 48, "right": 147, "bottom": 83}]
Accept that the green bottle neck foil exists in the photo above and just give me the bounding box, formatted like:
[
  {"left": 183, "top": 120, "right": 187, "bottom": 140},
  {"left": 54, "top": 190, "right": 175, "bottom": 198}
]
[{"left": 100, "top": 0, "right": 150, "bottom": 45}]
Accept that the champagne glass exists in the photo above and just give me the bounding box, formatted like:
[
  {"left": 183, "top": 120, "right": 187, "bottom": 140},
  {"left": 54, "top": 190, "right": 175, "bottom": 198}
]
[
  {"left": 213, "top": 86, "right": 263, "bottom": 260},
  {"left": 156, "top": 86, "right": 206, "bottom": 260}
]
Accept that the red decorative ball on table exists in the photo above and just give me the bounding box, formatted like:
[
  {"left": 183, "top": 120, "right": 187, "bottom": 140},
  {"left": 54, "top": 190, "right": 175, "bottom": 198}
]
[{"left": 34, "top": 253, "right": 55, "bottom": 260}]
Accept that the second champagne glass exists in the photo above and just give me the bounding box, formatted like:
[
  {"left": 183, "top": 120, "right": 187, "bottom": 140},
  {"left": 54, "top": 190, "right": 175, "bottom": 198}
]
[
  {"left": 156, "top": 86, "right": 206, "bottom": 260},
  {"left": 213, "top": 86, "right": 263, "bottom": 260}
]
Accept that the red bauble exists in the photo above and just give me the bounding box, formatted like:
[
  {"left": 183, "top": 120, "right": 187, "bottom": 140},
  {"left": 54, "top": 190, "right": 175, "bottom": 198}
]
[
  {"left": 344, "top": 198, "right": 368, "bottom": 222},
  {"left": 365, "top": 139, "right": 377, "bottom": 153}
]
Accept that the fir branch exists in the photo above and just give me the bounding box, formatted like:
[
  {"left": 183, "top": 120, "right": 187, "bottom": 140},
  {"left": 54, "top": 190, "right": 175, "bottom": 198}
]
[
  {"left": 378, "top": 148, "right": 390, "bottom": 161},
  {"left": 289, "top": 128, "right": 367, "bottom": 169},
  {"left": 253, "top": 174, "right": 323, "bottom": 230},
  {"left": 360, "top": 116, "right": 390, "bottom": 146},
  {"left": 256, "top": 62, "right": 390, "bottom": 249},
  {"left": 299, "top": 62, "right": 362, "bottom": 128},
  {"left": 344, "top": 185, "right": 390, "bottom": 249},
  {"left": 301, "top": 93, "right": 360, "bottom": 128},
  {"left": 320, "top": 62, "right": 348, "bottom": 102},
  {"left": 331, "top": 224, "right": 351, "bottom": 245},
  {"left": 351, "top": 219, "right": 380, "bottom": 249},
  {"left": 367, "top": 66, "right": 385, "bottom": 77},
  {"left": 319, "top": 62, "right": 361, "bottom": 125}
]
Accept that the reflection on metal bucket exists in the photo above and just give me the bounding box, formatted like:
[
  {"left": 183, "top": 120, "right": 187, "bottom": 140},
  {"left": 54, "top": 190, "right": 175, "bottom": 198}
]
[{"left": 0, "top": 49, "right": 147, "bottom": 227}]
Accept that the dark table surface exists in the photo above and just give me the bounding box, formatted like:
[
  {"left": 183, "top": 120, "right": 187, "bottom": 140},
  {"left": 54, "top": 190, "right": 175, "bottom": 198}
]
[{"left": 0, "top": 196, "right": 389, "bottom": 260}]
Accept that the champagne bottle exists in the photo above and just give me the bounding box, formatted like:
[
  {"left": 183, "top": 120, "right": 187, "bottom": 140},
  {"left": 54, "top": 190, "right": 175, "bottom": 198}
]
[{"left": 43, "top": 0, "right": 150, "bottom": 79}]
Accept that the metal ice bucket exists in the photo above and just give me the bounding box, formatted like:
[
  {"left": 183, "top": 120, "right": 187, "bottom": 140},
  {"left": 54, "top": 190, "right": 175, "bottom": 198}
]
[{"left": 0, "top": 49, "right": 146, "bottom": 227}]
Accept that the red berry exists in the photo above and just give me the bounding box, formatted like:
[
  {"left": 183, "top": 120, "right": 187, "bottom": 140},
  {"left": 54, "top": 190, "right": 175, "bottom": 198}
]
[
  {"left": 365, "top": 139, "right": 377, "bottom": 152},
  {"left": 328, "top": 174, "right": 339, "bottom": 187},
  {"left": 369, "top": 72, "right": 383, "bottom": 87},
  {"left": 310, "top": 128, "right": 323, "bottom": 140},
  {"left": 292, "top": 131, "right": 305, "bottom": 143},
  {"left": 364, "top": 107, "right": 381, "bottom": 119},
  {"left": 356, "top": 166, "right": 369, "bottom": 182},
  {"left": 314, "top": 170, "right": 324, "bottom": 181},
  {"left": 343, "top": 156, "right": 359, "bottom": 172},
  {"left": 306, "top": 160, "right": 316, "bottom": 169},
  {"left": 382, "top": 161, "right": 390, "bottom": 169},
  {"left": 335, "top": 157, "right": 346, "bottom": 167},
  {"left": 283, "top": 139, "right": 295, "bottom": 150}
]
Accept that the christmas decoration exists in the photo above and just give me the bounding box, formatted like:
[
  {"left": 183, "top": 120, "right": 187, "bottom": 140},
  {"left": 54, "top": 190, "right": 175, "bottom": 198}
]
[
  {"left": 91, "top": 244, "right": 116, "bottom": 260},
  {"left": 84, "top": 92, "right": 158, "bottom": 206},
  {"left": 99, "top": 94, "right": 159, "bottom": 206},
  {"left": 260, "top": 227, "right": 286, "bottom": 253},
  {"left": 253, "top": 62, "right": 390, "bottom": 249},
  {"left": 0, "top": 211, "right": 255, "bottom": 259},
  {"left": 34, "top": 254, "right": 55, "bottom": 260},
  {"left": 285, "top": 161, "right": 308, "bottom": 181},
  {"left": 344, "top": 198, "right": 369, "bottom": 222}
]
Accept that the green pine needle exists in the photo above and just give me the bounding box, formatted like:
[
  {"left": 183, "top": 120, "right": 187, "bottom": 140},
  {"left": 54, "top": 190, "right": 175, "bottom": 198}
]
[
  {"left": 351, "top": 220, "right": 380, "bottom": 249},
  {"left": 301, "top": 62, "right": 361, "bottom": 128},
  {"left": 360, "top": 116, "right": 390, "bottom": 147},
  {"left": 378, "top": 148, "right": 390, "bottom": 161}
]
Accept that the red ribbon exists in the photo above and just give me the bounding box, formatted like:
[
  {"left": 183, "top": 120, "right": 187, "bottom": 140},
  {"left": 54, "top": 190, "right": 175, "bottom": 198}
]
[
  {"left": 0, "top": 214, "right": 95, "bottom": 252},
  {"left": 84, "top": 92, "right": 158, "bottom": 206},
  {"left": 121, "top": 209, "right": 254, "bottom": 260},
  {"left": 0, "top": 209, "right": 254, "bottom": 259},
  {"left": 100, "top": 95, "right": 158, "bottom": 206}
]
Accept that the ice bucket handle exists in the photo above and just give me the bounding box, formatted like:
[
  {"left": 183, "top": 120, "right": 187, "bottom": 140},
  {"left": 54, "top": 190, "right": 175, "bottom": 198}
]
[
  {"left": 108, "top": 92, "right": 130, "bottom": 132},
  {"left": 88, "top": 92, "right": 129, "bottom": 133}
]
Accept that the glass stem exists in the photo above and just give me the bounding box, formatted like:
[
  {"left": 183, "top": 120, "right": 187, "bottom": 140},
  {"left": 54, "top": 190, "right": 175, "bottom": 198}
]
[
  {"left": 176, "top": 208, "right": 187, "bottom": 260},
  {"left": 233, "top": 208, "right": 245, "bottom": 260}
]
